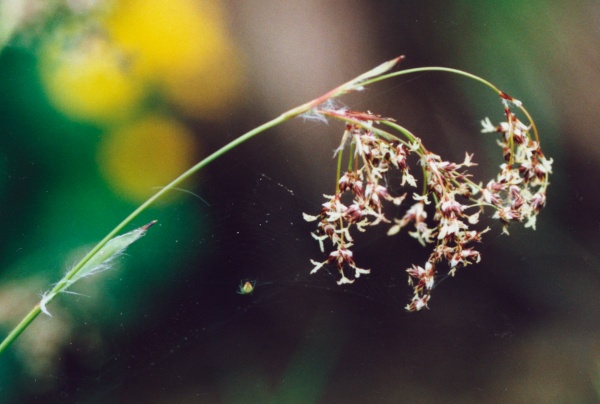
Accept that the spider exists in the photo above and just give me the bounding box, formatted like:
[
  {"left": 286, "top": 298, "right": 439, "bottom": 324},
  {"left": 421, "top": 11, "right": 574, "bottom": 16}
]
[{"left": 237, "top": 280, "right": 255, "bottom": 295}]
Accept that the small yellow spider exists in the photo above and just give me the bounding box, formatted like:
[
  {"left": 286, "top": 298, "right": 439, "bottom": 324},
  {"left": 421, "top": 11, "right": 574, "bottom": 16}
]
[{"left": 237, "top": 280, "right": 255, "bottom": 295}]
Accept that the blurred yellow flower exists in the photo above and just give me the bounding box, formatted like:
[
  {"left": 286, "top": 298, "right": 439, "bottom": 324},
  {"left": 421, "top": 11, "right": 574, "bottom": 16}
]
[
  {"left": 39, "top": 31, "right": 144, "bottom": 124},
  {"left": 98, "top": 115, "right": 198, "bottom": 202},
  {"left": 107, "top": 0, "right": 224, "bottom": 78},
  {"left": 39, "top": 0, "right": 243, "bottom": 124},
  {"left": 106, "top": 0, "right": 244, "bottom": 120}
]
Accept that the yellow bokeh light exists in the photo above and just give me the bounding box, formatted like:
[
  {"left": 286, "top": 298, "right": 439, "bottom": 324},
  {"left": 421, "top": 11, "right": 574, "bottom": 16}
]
[
  {"left": 39, "top": 30, "right": 144, "bottom": 124},
  {"left": 39, "top": 0, "right": 244, "bottom": 124},
  {"left": 98, "top": 115, "right": 198, "bottom": 202},
  {"left": 107, "top": 0, "right": 226, "bottom": 79},
  {"left": 106, "top": 0, "right": 244, "bottom": 120}
]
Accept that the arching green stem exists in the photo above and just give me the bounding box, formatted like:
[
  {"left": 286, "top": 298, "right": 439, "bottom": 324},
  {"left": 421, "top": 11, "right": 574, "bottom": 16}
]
[
  {"left": 0, "top": 108, "right": 306, "bottom": 355},
  {"left": 360, "top": 66, "right": 502, "bottom": 95},
  {"left": 0, "top": 57, "right": 526, "bottom": 355}
]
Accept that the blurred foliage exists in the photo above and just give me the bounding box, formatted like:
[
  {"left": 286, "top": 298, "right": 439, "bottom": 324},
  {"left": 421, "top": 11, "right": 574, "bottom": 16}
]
[{"left": 0, "top": 0, "right": 245, "bottom": 399}]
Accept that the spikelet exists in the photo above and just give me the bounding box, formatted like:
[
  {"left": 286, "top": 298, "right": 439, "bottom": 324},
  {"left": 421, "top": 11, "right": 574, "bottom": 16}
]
[{"left": 39, "top": 221, "right": 156, "bottom": 316}]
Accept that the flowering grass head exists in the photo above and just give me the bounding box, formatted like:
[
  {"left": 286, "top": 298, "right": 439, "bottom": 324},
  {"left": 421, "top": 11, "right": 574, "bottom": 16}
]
[{"left": 303, "top": 63, "right": 552, "bottom": 311}]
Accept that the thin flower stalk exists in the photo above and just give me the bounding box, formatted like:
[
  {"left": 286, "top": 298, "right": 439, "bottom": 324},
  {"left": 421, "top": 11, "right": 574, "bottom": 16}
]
[
  {"left": 0, "top": 56, "right": 406, "bottom": 354},
  {"left": 1, "top": 56, "right": 552, "bottom": 357}
]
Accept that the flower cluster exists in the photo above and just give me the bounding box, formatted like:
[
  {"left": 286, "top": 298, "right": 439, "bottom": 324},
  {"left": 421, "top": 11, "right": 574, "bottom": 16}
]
[
  {"left": 388, "top": 151, "right": 489, "bottom": 311},
  {"left": 304, "top": 95, "right": 551, "bottom": 311},
  {"left": 479, "top": 101, "right": 552, "bottom": 233},
  {"left": 303, "top": 110, "right": 413, "bottom": 284}
]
